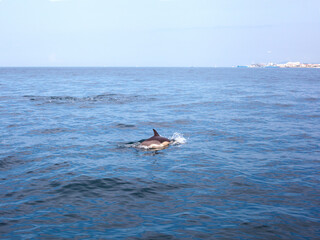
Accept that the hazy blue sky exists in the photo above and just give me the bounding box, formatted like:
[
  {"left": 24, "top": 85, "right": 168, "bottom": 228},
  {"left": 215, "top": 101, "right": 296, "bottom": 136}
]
[{"left": 0, "top": 0, "right": 319, "bottom": 67}]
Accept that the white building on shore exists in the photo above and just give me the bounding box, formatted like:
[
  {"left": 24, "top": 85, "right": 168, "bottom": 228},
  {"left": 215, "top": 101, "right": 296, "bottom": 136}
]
[{"left": 245, "top": 62, "right": 320, "bottom": 68}]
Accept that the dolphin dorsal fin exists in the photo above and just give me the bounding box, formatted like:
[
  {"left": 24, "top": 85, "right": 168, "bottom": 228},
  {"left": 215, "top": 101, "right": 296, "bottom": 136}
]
[{"left": 153, "top": 129, "right": 160, "bottom": 136}]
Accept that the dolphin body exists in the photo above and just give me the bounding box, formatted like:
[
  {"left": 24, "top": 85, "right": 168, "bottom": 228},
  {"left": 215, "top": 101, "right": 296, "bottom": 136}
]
[{"left": 140, "top": 129, "right": 171, "bottom": 149}]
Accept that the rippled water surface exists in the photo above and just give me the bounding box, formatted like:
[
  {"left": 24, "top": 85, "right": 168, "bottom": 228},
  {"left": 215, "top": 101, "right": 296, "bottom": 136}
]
[{"left": 1, "top": 67, "right": 320, "bottom": 239}]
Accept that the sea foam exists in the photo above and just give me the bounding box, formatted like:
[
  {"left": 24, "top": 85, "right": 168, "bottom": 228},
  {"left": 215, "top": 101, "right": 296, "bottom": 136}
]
[{"left": 170, "top": 132, "right": 187, "bottom": 145}]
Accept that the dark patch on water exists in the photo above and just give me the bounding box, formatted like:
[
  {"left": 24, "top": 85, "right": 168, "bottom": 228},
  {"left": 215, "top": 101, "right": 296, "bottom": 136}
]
[
  {"left": 226, "top": 136, "right": 245, "bottom": 143},
  {"left": 23, "top": 93, "right": 148, "bottom": 105},
  {"left": 139, "top": 121, "right": 173, "bottom": 128},
  {"left": 6, "top": 124, "right": 20, "bottom": 128},
  {"left": 0, "top": 155, "right": 22, "bottom": 170},
  {"left": 273, "top": 103, "right": 294, "bottom": 108},
  {"left": 27, "top": 127, "right": 75, "bottom": 135},
  {"left": 114, "top": 123, "right": 136, "bottom": 129},
  {"left": 302, "top": 97, "right": 320, "bottom": 102},
  {"left": 284, "top": 114, "right": 320, "bottom": 119},
  {"left": 164, "top": 101, "right": 214, "bottom": 109},
  {"left": 195, "top": 129, "right": 230, "bottom": 137},
  {"left": 51, "top": 176, "right": 189, "bottom": 200},
  {"left": 128, "top": 232, "right": 178, "bottom": 240},
  {"left": 289, "top": 133, "right": 315, "bottom": 139},
  {"left": 0, "top": 151, "right": 35, "bottom": 171}
]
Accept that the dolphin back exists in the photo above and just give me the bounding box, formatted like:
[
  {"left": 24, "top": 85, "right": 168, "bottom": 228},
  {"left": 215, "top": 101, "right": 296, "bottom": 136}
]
[
  {"left": 153, "top": 129, "right": 160, "bottom": 136},
  {"left": 140, "top": 129, "right": 170, "bottom": 146}
]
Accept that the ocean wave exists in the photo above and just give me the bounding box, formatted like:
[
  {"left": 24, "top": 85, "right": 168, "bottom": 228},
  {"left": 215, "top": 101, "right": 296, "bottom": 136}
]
[{"left": 50, "top": 176, "right": 189, "bottom": 199}]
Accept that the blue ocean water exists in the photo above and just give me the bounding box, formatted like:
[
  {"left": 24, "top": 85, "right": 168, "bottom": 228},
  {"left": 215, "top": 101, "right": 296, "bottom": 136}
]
[{"left": 1, "top": 67, "right": 320, "bottom": 239}]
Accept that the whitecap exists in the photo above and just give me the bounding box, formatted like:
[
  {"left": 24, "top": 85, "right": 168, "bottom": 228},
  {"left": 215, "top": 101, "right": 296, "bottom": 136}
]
[{"left": 170, "top": 132, "right": 187, "bottom": 145}]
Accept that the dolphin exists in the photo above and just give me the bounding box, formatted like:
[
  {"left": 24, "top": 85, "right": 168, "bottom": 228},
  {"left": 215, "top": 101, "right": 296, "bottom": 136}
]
[{"left": 140, "top": 129, "right": 171, "bottom": 149}]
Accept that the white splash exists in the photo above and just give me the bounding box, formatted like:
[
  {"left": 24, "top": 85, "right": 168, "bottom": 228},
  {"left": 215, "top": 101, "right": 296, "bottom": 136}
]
[{"left": 170, "top": 132, "right": 187, "bottom": 145}]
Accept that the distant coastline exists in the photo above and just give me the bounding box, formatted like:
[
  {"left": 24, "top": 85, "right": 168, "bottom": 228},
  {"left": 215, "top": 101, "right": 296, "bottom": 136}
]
[{"left": 236, "top": 62, "right": 320, "bottom": 68}]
